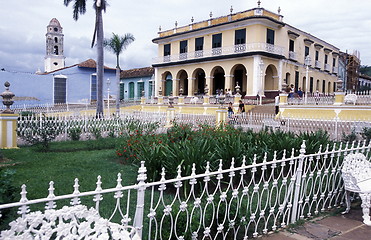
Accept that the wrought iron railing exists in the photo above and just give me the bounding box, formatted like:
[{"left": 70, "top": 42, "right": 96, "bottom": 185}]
[
  {"left": 1, "top": 141, "right": 370, "bottom": 239},
  {"left": 153, "top": 43, "right": 285, "bottom": 64}
]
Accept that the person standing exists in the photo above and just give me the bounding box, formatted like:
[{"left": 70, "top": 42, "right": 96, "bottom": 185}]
[
  {"left": 238, "top": 100, "right": 245, "bottom": 114},
  {"left": 275, "top": 95, "right": 280, "bottom": 115},
  {"left": 228, "top": 102, "right": 234, "bottom": 117}
]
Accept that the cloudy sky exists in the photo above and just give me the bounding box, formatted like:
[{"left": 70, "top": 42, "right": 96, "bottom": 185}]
[{"left": 0, "top": 0, "right": 370, "bottom": 73}]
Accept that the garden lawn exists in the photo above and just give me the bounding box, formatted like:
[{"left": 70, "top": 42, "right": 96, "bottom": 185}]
[{"left": 1, "top": 139, "right": 138, "bottom": 203}]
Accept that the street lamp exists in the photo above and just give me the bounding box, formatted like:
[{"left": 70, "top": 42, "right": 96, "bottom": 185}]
[
  {"left": 106, "top": 78, "right": 111, "bottom": 116},
  {"left": 304, "top": 55, "right": 311, "bottom": 104}
]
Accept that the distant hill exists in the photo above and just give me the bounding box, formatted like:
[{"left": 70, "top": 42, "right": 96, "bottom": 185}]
[{"left": 360, "top": 65, "right": 371, "bottom": 76}]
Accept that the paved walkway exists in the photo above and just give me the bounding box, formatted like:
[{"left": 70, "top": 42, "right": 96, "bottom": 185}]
[{"left": 260, "top": 208, "right": 371, "bottom": 240}]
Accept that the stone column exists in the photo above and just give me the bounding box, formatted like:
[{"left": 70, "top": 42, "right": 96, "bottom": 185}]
[
  {"left": 279, "top": 93, "right": 288, "bottom": 105},
  {"left": 0, "top": 82, "right": 18, "bottom": 149},
  {"left": 188, "top": 78, "right": 195, "bottom": 96},
  {"left": 224, "top": 75, "right": 234, "bottom": 92},
  {"left": 205, "top": 76, "right": 213, "bottom": 95},
  {"left": 334, "top": 92, "right": 345, "bottom": 105},
  {"left": 216, "top": 109, "right": 228, "bottom": 128},
  {"left": 165, "top": 108, "right": 176, "bottom": 127},
  {"left": 173, "top": 78, "right": 180, "bottom": 96}
]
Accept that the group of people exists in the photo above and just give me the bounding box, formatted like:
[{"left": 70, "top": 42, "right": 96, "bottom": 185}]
[
  {"left": 287, "top": 84, "right": 304, "bottom": 99},
  {"left": 216, "top": 88, "right": 234, "bottom": 96},
  {"left": 227, "top": 100, "right": 245, "bottom": 124}
]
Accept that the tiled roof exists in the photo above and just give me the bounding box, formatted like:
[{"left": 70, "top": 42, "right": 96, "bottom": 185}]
[
  {"left": 39, "top": 59, "right": 115, "bottom": 75},
  {"left": 78, "top": 59, "right": 116, "bottom": 70},
  {"left": 121, "top": 67, "right": 154, "bottom": 79}
]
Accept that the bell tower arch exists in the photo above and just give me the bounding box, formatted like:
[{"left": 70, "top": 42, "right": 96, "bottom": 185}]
[{"left": 44, "top": 18, "right": 65, "bottom": 72}]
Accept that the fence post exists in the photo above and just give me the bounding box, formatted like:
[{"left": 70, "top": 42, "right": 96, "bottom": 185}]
[
  {"left": 291, "top": 140, "right": 306, "bottom": 224},
  {"left": 134, "top": 161, "right": 147, "bottom": 238}
]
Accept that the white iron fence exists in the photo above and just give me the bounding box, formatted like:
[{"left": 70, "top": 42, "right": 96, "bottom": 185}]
[
  {"left": 287, "top": 93, "right": 335, "bottom": 105},
  {"left": 16, "top": 112, "right": 216, "bottom": 143},
  {"left": 1, "top": 141, "right": 370, "bottom": 239},
  {"left": 16, "top": 111, "right": 371, "bottom": 144},
  {"left": 228, "top": 112, "right": 371, "bottom": 141},
  {"left": 0, "top": 100, "right": 141, "bottom": 115}
]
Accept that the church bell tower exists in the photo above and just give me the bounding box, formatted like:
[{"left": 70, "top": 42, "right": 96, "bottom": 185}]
[{"left": 44, "top": 18, "right": 65, "bottom": 72}]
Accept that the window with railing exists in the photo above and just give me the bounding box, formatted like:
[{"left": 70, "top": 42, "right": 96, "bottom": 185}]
[
  {"left": 234, "top": 29, "right": 246, "bottom": 53},
  {"left": 195, "top": 37, "right": 204, "bottom": 58},
  {"left": 266, "top": 28, "right": 275, "bottom": 44},
  {"left": 164, "top": 44, "right": 171, "bottom": 56},
  {"left": 304, "top": 46, "right": 309, "bottom": 62},
  {"left": 163, "top": 44, "right": 171, "bottom": 62},
  {"left": 289, "top": 39, "right": 294, "bottom": 52},
  {"left": 235, "top": 29, "right": 246, "bottom": 44},
  {"left": 212, "top": 33, "right": 222, "bottom": 55},
  {"left": 179, "top": 40, "right": 188, "bottom": 60}
]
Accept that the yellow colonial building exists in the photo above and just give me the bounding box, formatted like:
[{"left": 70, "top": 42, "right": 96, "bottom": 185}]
[{"left": 152, "top": 3, "right": 339, "bottom": 99}]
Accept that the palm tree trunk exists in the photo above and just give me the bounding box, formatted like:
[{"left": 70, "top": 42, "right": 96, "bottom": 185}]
[
  {"left": 96, "top": 7, "right": 104, "bottom": 117},
  {"left": 115, "top": 66, "right": 120, "bottom": 115}
]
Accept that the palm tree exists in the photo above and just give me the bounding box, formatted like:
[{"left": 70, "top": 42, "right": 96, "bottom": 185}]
[
  {"left": 104, "top": 33, "right": 135, "bottom": 115},
  {"left": 63, "top": 0, "right": 107, "bottom": 117}
]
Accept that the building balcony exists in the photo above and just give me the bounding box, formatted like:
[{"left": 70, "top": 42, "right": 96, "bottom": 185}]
[
  {"left": 332, "top": 66, "right": 338, "bottom": 74},
  {"left": 324, "top": 64, "right": 331, "bottom": 72},
  {"left": 288, "top": 51, "right": 297, "bottom": 61},
  {"left": 315, "top": 60, "right": 321, "bottom": 69},
  {"left": 153, "top": 43, "right": 285, "bottom": 65}
]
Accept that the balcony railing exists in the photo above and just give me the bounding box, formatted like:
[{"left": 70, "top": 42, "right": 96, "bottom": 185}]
[
  {"left": 153, "top": 43, "right": 285, "bottom": 64},
  {"left": 315, "top": 60, "right": 321, "bottom": 69},
  {"left": 288, "top": 51, "right": 297, "bottom": 61},
  {"left": 332, "top": 66, "right": 338, "bottom": 74},
  {"left": 324, "top": 64, "right": 331, "bottom": 72}
]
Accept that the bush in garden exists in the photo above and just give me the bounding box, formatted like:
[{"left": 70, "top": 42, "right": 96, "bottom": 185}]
[
  {"left": 342, "top": 130, "right": 357, "bottom": 143},
  {"left": 115, "top": 121, "right": 333, "bottom": 182},
  {"left": 17, "top": 115, "right": 65, "bottom": 151},
  {"left": 362, "top": 127, "right": 371, "bottom": 144},
  {"left": 67, "top": 127, "right": 82, "bottom": 141},
  {"left": 90, "top": 127, "right": 102, "bottom": 140},
  {"left": 0, "top": 169, "right": 17, "bottom": 229}
]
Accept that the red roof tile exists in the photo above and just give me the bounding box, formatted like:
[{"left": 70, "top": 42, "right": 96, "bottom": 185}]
[{"left": 121, "top": 67, "right": 154, "bottom": 79}]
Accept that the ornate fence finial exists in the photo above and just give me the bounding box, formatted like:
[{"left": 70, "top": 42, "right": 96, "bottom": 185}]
[
  {"left": 137, "top": 161, "right": 147, "bottom": 183},
  {"left": 1, "top": 81, "right": 15, "bottom": 114},
  {"left": 300, "top": 140, "right": 306, "bottom": 155}
]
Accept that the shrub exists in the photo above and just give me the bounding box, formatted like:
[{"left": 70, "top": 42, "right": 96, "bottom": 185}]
[
  {"left": 362, "top": 127, "right": 371, "bottom": 144},
  {"left": 90, "top": 127, "right": 102, "bottom": 140},
  {"left": 0, "top": 169, "right": 17, "bottom": 229},
  {"left": 342, "top": 130, "right": 357, "bottom": 143},
  {"left": 17, "top": 115, "right": 65, "bottom": 151},
  {"left": 67, "top": 127, "right": 82, "bottom": 141}
]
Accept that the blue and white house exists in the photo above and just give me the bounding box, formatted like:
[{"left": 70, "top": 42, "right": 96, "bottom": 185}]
[
  {"left": 120, "top": 67, "right": 154, "bottom": 100},
  {"left": 0, "top": 18, "right": 117, "bottom": 106}
]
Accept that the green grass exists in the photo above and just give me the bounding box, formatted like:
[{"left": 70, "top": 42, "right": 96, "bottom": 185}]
[{"left": 1, "top": 139, "right": 138, "bottom": 202}]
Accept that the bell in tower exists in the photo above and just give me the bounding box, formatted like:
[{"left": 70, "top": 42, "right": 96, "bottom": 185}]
[{"left": 44, "top": 18, "right": 65, "bottom": 72}]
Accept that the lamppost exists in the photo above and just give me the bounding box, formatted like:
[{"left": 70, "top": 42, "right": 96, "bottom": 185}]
[
  {"left": 106, "top": 78, "right": 110, "bottom": 116},
  {"left": 259, "top": 60, "right": 264, "bottom": 105},
  {"left": 304, "top": 55, "right": 311, "bottom": 104}
]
